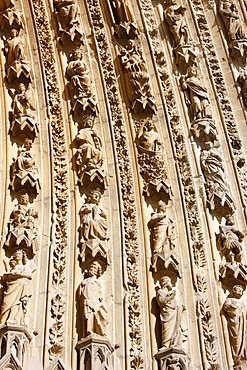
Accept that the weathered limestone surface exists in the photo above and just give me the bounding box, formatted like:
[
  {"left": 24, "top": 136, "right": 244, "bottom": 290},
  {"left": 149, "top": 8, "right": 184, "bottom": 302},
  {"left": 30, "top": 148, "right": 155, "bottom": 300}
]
[{"left": 0, "top": 0, "right": 247, "bottom": 369}]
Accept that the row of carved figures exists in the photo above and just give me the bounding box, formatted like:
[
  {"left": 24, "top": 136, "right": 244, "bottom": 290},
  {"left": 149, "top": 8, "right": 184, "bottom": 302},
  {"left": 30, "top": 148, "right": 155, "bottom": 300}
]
[{"left": 0, "top": 1, "right": 41, "bottom": 368}]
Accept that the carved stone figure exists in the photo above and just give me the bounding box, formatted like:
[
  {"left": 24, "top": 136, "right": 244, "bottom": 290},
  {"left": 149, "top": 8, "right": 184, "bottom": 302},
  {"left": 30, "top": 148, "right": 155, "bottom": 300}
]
[
  {"left": 0, "top": 250, "right": 33, "bottom": 326},
  {"left": 156, "top": 276, "right": 184, "bottom": 349},
  {"left": 223, "top": 285, "right": 247, "bottom": 366},
  {"left": 219, "top": 0, "right": 245, "bottom": 42},
  {"left": 180, "top": 67, "right": 211, "bottom": 121},
  {"left": 5, "top": 193, "right": 38, "bottom": 255},
  {"left": 9, "top": 82, "right": 38, "bottom": 139},
  {"left": 78, "top": 260, "right": 108, "bottom": 337},
  {"left": 66, "top": 48, "right": 97, "bottom": 115},
  {"left": 200, "top": 142, "right": 233, "bottom": 212},
  {"left": 79, "top": 189, "right": 108, "bottom": 244},
  {"left": 164, "top": 0, "right": 189, "bottom": 48},
  {"left": 110, "top": 0, "right": 138, "bottom": 38},
  {"left": 75, "top": 116, "right": 104, "bottom": 183},
  {"left": 54, "top": 0, "right": 83, "bottom": 45},
  {"left": 3, "top": 28, "right": 31, "bottom": 82},
  {"left": 137, "top": 118, "right": 162, "bottom": 153},
  {"left": 119, "top": 40, "right": 156, "bottom": 113},
  {"left": 148, "top": 200, "right": 175, "bottom": 254},
  {"left": 217, "top": 214, "right": 243, "bottom": 263},
  {"left": 238, "top": 69, "right": 247, "bottom": 107},
  {"left": 10, "top": 138, "right": 40, "bottom": 194}
]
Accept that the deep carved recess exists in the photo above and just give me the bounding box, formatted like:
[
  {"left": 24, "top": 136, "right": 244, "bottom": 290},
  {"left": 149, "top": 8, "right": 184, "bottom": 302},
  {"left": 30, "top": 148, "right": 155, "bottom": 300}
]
[
  {"left": 86, "top": 0, "right": 144, "bottom": 366},
  {"left": 31, "top": 0, "right": 69, "bottom": 360}
]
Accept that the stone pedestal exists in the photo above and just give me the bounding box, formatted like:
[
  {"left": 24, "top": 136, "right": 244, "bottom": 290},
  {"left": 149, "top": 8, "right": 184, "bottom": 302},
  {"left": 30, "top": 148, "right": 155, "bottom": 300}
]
[
  {"left": 155, "top": 347, "right": 189, "bottom": 370},
  {"left": 76, "top": 334, "right": 114, "bottom": 370},
  {"left": 0, "top": 324, "right": 32, "bottom": 369}
]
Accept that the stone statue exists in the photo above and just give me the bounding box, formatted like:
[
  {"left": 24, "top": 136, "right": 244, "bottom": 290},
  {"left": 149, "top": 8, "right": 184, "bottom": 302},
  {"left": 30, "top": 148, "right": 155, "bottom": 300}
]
[
  {"left": 10, "top": 138, "right": 40, "bottom": 194},
  {"left": 54, "top": 0, "right": 83, "bottom": 45},
  {"left": 119, "top": 40, "right": 156, "bottom": 113},
  {"left": 156, "top": 276, "right": 184, "bottom": 349},
  {"left": 10, "top": 82, "right": 36, "bottom": 119},
  {"left": 137, "top": 118, "right": 162, "bottom": 153},
  {"left": 180, "top": 67, "right": 211, "bottom": 121},
  {"left": 110, "top": 0, "right": 138, "bottom": 38},
  {"left": 217, "top": 214, "right": 243, "bottom": 263},
  {"left": 3, "top": 28, "right": 31, "bottom": 81},
  {"left": 223, "top": 285, "right": 247, "bottom": 366},
  {"left": 79, "top": 189, "right": 108, "bottom": 244},
  {"left": 238, "top": 69, "right": 247, "bottom": 107},
  {"left": 164, "top": 0, "right": 189, "bottom": 48},
  {"left": 75, "top": 116, "right": 103, "bottom": 180},
  {"left": 200, "top": 142, "right": 229, "bottom": 210},
  {"left": 219, "top": 0, "right": 245, "bottom": 42},
  {"left": 66, "top": 48, "right": 97, "bottom": 114},
  {"left": 148, "top": 200, "right": 175, "bottom": 254},
  {"left": 0, "top": 250, "right": 33, "bottom": 326},
  {"left": 78, "top": 260, "right": 108, "bottom": 337},
  {"left": 5, "top": 193, "right": 38, "bottom": 253}
]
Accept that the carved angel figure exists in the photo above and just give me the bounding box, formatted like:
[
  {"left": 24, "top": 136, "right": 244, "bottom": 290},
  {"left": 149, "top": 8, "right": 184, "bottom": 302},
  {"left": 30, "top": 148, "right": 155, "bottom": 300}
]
[
  {"left": 200, "top": 142, "right": 229, "bottom": 210},
  {"left": 148, "top": 200, "right": 175, "bottom": 253},
  {"left": 137, "top": 118, "right": 162, "bottom": 153},
  {"left": 10, "top": 138, "right": 40, "bottom": 194},
  {"left": 66, "top": 48, "right": 96, "bottom": 112},
  {"left": 11, "top": 82, "right": 36, "bottom": 119},
  {"left": 164, "top": 0, "right": 189, "bottom": 47},
  {"left": 180, "top": 66, "right": 211, "bottom": 121},
  {"left": 76, "top": 116, "right": 103, "bottom": 176},
  {"left": 217, "top": 214, "right": 243, "bottom": 263},
  {"left": 78, "top": 260, "right": 108, "bottom": 337},
  {"left": 223, "top": 285, "right": 247, "bottom": 366},
  {"left": 156, "top": 276, "right": 184, "bottom": 349},
  {"left": 79, "top": 189, "right": 108, "bottom": 243},
  {"left": 5, "top": 193, "right": 38, "bottom": 252},
  {"left": 0, "top": 250, "right": 33, "bottom": 326},
  {"left": 219, "top": 0, "right": 245, "bottom": 42}
]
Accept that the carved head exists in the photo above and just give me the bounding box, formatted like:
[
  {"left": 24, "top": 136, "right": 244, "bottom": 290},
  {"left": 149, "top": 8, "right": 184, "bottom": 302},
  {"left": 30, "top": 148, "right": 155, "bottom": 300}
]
[
  {"left": 12, "top": 249, "right": 27, "bottom": 265},
  {"left": 72, "top": 48, "right": 82, "bottom": 61},
  {"left": 232, "top": 285, "right": 244, "bottom": 298},
  {"left": 17, "top": 82, "right": 26, "bottom": 94},
  {"left": 126, "top": 39, "right": 135, "bottom": 50},
  {"left": 159, "top": 275, "right": 172, "bottom": 289},
  {"left": 225, "top": 214, "right": 234, "bottom": 226},
  {"left": 187, "top": 66, "right": 197, "bottom": 77},
  {"left": 88, "top": 188, "right": 102, "bottom": 204},
  {"left": 204, "top": 141, "right": 213, "bottom": 151},
  {"left": 146, "top": 118, "right": 155, "bottom": 131},
  {"left": 82, "top": 115, "right": 95, "bottom": 129},
  {"left": 10, "top": 28, "right": 18, "bottom": 38},
  {"left": 23, "top": 138, "right": 33, "bottom": 150},
  {"left": 157, "top": 200, "right": 166, "bottom": 212},
  {"left": 19, "top": 192, "right": 29, "bottom": 205},
  {"left": 87, "top": 260, "right": 102, "bottom": 278}
]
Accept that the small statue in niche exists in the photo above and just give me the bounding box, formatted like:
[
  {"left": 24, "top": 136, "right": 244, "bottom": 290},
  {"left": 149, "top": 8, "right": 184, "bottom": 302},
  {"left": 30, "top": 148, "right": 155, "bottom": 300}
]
[
  {"left": 119, "top": 40, "right": 156, "bottom": 114},
  {"left": 3, "top": 28, "right": 31, "bottom": 82},
  {"left": 78, "top": 260, "right": 108, "bottom": 337},
  {"left": 75, "top": 115, "right": 105, "bottom": 186},
  {"left": 156, "top": 276, "right": 184, "bottom": 349},
  {"left": 54, "top": 0, "right": 83, "bottom": 45},
  {"left": 137, "top": 118, "right": 162, "bottom": 153},
  {"left": 0, "top": 250, "right": 33, "bottom": 326},
  {"left": 164, "top": 0, "right": 189, "bottom": 48},
  {"left": 148, "top": 200, "right": 175, "bottom": 254},
  {"left": 223, "top": 285, "right": 247, "bottom": 366},
  {"left": 200, "top": 141, "right": 234, "bottom": 212},
  {"left": 238, "top": 69, "right": 247, "bottom": 107},
  {"left": 66, "top": 48, "right": 97, "bottom": 115},
  {"left": 180, "top": 66, "right": 212, "bottom": 122},
  {"left": 110, "top": 0, "right": 138, "bottom": 39},
  {"left": 10, "top": 138, "right": 40, "bottom": 194},
  {"left": 9, "top": 82, "right": 38, "bottom": 139},
  {"left": 5, "top": 193, "right": 38, "bottom": 255},
  {"left": 79, "top": 188, "right": 109, "bottom": 244},
  {"left": 219, "top": 0, "right": 246, "bottom": 42},
  {"left": 217, "top": 214, "right": 243, "bottom": 263}
]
